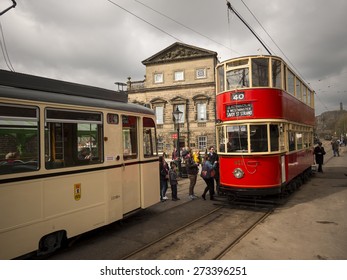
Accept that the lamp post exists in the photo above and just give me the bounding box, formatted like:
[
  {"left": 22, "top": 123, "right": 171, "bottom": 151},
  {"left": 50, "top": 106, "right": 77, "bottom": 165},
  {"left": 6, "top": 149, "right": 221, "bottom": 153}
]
[{"left": 173, "top": 106, "right": 183, "bottom": 176}]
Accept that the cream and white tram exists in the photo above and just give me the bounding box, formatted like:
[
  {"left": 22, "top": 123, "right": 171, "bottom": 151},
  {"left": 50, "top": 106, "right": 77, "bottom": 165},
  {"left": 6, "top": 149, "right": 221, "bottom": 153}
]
[{"left": 0, "top": 70, "right": 159, "bottom": 259}]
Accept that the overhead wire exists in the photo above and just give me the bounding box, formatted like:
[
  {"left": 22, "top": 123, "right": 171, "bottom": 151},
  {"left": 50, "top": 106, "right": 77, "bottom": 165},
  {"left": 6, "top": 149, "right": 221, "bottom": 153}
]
[
  {"left": 0, "top": 20, "right": 15, "bottom": 72},
  {"left": 226, "top": 0, "right": 273, "bottom": 55},
  {"left": 229, "top": 0, "right": 331, "bottom": 113},
  {"left": 105, "top": 0, "right": 182, "bottom": 42},
  {"left": 134, "top": 0, "right": 240, "bottom": 55},
  {"left": 239, "top": 0, "right": 310, "bottom": 86}
]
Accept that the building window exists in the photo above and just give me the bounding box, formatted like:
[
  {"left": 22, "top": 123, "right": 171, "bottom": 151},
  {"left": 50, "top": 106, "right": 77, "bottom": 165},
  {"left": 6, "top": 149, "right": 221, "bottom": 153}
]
[
  {"left": 196, "top": 68, "right": 206, "bottom": 79},
  {"left": 174, "top": 71, "right": 184, "bottom": 81},
  {"left": 154, "top": 73, "right": 163, "bottom": 84},
  {"left": 155, "top": 106, "right": 164, "bottom": 125},
  {"left": 198, "top": 136, "right": 207, "bottom": 151},
  {"left": 197, "top": 103, "right": 207, "bottom": 122}
]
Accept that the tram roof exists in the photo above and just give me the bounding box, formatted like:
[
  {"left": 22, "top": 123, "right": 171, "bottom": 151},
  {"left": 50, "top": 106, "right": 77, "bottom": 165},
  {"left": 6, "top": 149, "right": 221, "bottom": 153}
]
[
  {"left": 0, "top": 69, "right": 128, "bottom": 103},
  {"left": 217, "top": 55, "right": 314, "bottom": 92},
  {"left": 0, "top": 70, "right": 155, "bottom": 115}
]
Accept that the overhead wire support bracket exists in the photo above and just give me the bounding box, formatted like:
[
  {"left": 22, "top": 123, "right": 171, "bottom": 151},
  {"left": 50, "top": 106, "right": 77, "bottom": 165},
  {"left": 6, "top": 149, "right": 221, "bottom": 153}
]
[
  {"left": 0, "top": 0, "right": 16, "bottom": 16},
  {"left": 226, "top": 0, "right": 272, "bottom": 55}
]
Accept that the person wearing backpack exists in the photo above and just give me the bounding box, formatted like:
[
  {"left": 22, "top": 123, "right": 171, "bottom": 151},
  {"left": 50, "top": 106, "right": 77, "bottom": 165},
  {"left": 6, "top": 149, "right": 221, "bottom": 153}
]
[{"left": 201, "top": 154, "right": 216, "bottom": 200}]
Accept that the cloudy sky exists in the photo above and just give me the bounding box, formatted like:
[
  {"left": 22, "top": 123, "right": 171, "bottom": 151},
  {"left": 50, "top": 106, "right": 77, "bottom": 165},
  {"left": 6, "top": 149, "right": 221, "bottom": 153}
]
[{"left": 1, "top": 0, "right": 346, "bottom": 115}]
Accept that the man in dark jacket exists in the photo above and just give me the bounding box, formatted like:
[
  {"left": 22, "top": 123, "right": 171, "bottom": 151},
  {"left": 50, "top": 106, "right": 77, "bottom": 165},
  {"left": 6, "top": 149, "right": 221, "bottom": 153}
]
[{"left": 314, "top": 142, "right": 326, "bottom": 173}]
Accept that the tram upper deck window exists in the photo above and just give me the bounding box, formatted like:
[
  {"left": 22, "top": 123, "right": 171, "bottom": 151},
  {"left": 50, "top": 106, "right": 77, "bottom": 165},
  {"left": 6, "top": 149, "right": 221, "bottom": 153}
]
[
  {"left": 272, "top": 59, "right": 282, "bottom": 89},
  {"left": 45, "top": 109, "right": 103, "bottom": 169},
  {"left": 287, "top": 69, "right": 295, "bottom": 95},
  {"left": 0, "top": 104, "right": 39, "bottom": 175},
  {"left": 251, "top": 58, "right": 269, "bottom": 87},
  {"left": 226, "top": 68, "right": 249, "bottom": 90},
  {"left": 227, "top": 58, "right": 249, "bottom": 67},
  {"left": 217, "top": 65, "right": 225, "bottom": 92},
  {"left": 296, "top": 80, "right": 302, "bottom": 100}
]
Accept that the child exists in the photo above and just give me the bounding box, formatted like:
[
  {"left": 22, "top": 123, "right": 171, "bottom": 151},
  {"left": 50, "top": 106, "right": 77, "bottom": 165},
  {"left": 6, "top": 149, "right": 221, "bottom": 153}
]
[{"left": 169, "top": 161, "right": 180, "bottom": 201}]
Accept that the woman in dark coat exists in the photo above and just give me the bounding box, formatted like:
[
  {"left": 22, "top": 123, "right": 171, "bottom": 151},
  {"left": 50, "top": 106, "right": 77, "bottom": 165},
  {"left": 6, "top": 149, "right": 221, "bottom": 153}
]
[{"left": 314, "top": 142, "right": 326, "bottom": 173}]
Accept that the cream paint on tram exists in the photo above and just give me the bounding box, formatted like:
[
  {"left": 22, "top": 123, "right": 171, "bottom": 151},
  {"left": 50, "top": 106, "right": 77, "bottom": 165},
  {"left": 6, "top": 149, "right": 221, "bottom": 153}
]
[{"left": 0, "top": 97, "right": 159, "bottom": 259}]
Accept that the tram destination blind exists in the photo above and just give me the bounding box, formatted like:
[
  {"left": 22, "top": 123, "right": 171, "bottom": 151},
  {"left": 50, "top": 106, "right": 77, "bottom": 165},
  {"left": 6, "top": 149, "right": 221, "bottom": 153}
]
[{"left": 226, "top": 103, "right": 253, "bottom": 117}]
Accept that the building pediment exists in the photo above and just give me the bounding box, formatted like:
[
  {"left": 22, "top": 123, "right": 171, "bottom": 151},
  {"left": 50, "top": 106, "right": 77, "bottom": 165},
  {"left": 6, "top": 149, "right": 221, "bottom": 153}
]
[
  {"left": 150, "top": 97, "right": 167, "bottom": 104},
  {"left": 142, "top": 42, "right": 217, "bottom": 65},
  {"left": 170, "top": 96, "right": 188, "bottom": 104}
]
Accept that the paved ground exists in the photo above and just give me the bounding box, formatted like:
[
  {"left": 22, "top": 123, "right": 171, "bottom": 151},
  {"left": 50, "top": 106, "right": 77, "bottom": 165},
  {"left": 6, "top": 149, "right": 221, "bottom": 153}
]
[{"left": 221, "top": 144, "right": 347, "bottom": 260}]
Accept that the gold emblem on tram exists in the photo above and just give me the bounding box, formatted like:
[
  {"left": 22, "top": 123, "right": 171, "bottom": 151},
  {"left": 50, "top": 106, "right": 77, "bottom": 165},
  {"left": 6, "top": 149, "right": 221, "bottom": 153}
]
[{"left": 74, "top": 183, "right": 81, "bottom": 201}]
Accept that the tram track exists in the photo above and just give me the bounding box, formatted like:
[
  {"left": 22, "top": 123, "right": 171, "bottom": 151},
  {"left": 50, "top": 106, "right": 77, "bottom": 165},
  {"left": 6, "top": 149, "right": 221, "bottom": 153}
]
[
  {"left": 122, "top": 202, "right": 274, "bottom": 260},
  {"left": 42, "top": 178, "right": 278, "bottom": 260}
]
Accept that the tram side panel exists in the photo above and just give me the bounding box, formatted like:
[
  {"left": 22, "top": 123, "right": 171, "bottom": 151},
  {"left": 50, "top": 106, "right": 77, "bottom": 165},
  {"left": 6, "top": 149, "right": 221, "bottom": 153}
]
[{"left": 219, "top": 155, "right": 283, "bottom": 195}]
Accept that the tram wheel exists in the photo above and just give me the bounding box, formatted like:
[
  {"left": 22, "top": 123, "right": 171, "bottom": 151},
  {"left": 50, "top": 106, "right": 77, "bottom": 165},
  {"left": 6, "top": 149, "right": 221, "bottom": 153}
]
[{"left": 38, "top": 230, "right": 67, "bottom": 256}]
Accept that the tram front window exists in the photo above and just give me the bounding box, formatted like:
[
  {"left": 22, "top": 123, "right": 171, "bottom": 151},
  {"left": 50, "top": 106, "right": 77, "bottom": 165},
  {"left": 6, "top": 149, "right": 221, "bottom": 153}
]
[
  {"left": 250, "top": 125, "right": 268, "bottom": 152},
  {"left": 252, "top": 58, "right": 269, "bottom": 87},
  {"left": 226, "top": 68, "right": 249, "bottom": 89},
  {"left": 226, "top": 125, "right": 248, "bottom": 152}
]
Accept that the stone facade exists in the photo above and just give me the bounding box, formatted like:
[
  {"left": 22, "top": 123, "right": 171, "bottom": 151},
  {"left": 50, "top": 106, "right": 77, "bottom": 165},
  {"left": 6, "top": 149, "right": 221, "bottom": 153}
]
[{"left": 127, "top": 42, "right": 219, "bottom": 155}]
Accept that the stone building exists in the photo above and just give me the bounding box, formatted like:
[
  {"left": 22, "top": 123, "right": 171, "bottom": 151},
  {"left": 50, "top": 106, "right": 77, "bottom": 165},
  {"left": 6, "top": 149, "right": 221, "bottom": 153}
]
[{"left": 127, "top": 42, "right": 219, "bottom": 156}]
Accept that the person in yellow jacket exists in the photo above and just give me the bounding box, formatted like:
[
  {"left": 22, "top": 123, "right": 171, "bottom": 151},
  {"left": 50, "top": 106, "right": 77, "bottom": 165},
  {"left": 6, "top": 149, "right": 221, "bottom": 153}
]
[{"left": 192, "top": 149, "right": 202, "bottom": 166}]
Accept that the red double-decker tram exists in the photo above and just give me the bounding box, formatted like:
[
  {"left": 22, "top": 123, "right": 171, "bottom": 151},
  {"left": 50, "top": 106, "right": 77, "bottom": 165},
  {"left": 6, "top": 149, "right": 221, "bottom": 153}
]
[{"left": 215, "top": 55, "right": 315, "bottom": 196}]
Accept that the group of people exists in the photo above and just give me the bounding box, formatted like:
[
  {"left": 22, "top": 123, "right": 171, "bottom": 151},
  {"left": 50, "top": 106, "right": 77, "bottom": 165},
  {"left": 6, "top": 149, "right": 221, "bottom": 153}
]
[
  {"left": 313, "top": 138, "right": 344, "bottom": 173},
  {"left": 159, "top": 146, "right": 219, "bottom": 202}
]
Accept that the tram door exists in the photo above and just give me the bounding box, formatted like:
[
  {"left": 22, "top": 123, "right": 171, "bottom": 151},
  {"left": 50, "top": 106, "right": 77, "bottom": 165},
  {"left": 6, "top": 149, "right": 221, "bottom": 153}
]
[{"left": 122, "top": 115, "right": 141, "bottom": 214}]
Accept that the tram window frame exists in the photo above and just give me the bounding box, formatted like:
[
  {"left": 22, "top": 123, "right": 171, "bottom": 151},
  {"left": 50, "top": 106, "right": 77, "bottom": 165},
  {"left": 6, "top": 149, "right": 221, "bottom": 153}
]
[
  {"left": 122, "top": 115, "right": 138, "bottom": 160},
  {"left": 143, "top": 117, "right": 157, "bottom": 158},
  {"left": 226, "top": 125, "right": 248, "bottom": 153},
  {"left": 250, "top": 124, "right": 268, "bottom": 152},
  {"left": 296, "top": 132, "right": 303, "bottom": 150},
  {"left": 288, "top": 131, "right": 296, "bottom": 152},
  {"left": 251, "top": 58, "right": 269, "bottom": 87},
  {"left": 44, "top": 108, "right": 103, "bottom": 169},
  {"left": 226, "top": 68, "right": 250, "bottom": 89},
  {"left": 270, "top": 124, "right": 280, "bottom": 152},
  {"left": 217, "top": 65, "right": 225, "bottom": 92},
  {"left": 0, "top": 104, "right": 40, "bottom": 175},
  {"left": 217, "top": 126, "right": 226, "bottom": 152},
  {"left": 272, "top": 59, "right": 282, "bottom": 89},
  {"left": 296, "top": 79, "right": 302, "bottom": 100},
  {"left": 287, "top": 69, "right": 295, "bottom": 95}
]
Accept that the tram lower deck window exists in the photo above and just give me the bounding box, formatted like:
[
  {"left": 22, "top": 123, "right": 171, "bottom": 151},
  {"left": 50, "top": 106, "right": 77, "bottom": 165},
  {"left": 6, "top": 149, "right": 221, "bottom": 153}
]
[
  {"left": 45, "top": 109, "right": 103, "bottom": 169},
  {"left": 0, "top": 104, "right": 39, "bottom": 175}
]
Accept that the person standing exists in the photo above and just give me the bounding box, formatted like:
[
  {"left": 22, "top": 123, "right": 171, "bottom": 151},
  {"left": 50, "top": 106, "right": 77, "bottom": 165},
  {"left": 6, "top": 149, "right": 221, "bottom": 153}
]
[
  {"left": 169, "top": 161, "right": 180, "bottom": 201},
  {"left": 314, "top": 142, "right": 326, "bottom": 173},
  {"left": 159, "top": 156, "right": 169, "bottom": 201},
  {"left": 192, "top": 149, "right": 202, "bottom": 166},
  {"left": 331, "top": 139, "right": 340, "bottom": 157},
  {"left": 183, "top": 150, "right": 199, "bottom": 200},
  {"left": 201, "top": 154, "right": 216, "bottom": 200},
  {"left": 208, "top": 146, "right": 220, "bottom": 194}
]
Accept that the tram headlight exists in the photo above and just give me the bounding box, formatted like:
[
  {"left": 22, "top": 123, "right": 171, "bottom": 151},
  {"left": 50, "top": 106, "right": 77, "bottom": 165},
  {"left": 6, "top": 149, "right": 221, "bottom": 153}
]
[{"left": 233, "top": 168, "right": 244, "bottom": 179}]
